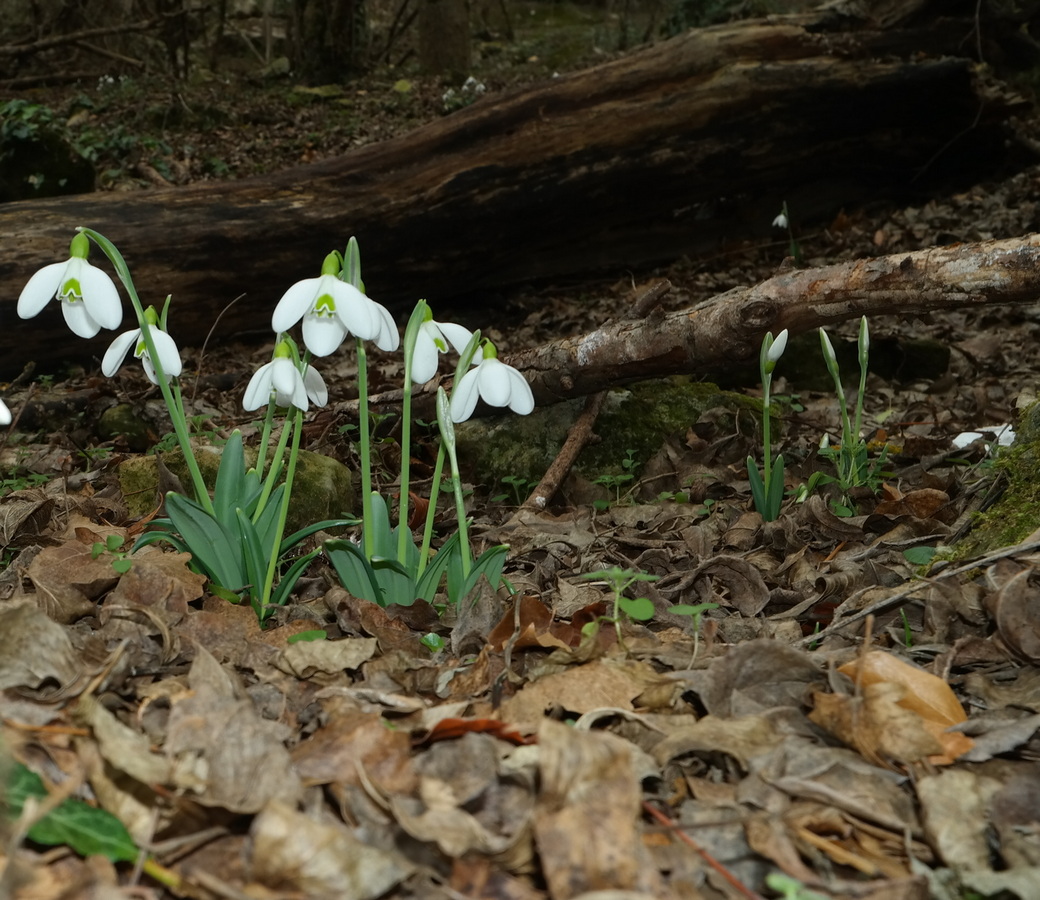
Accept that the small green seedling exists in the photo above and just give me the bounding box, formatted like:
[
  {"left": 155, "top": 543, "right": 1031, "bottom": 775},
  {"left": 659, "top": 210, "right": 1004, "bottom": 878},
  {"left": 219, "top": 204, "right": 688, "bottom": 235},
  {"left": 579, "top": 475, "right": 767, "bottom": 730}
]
[
  {"left": 91, "top": 533, "right": 133, "bottom": 575},
  {"left": 667, "top": 601, "right": 718, "bottom": 664},
  {"left": 593, "top": 449, "right": 639, "bottom": 508},
  {"left": 581, "top": 565, "right": 659, "bottom": 644},
  {"left": 493, "top": 474, "right": 534, "bottom": 505}
]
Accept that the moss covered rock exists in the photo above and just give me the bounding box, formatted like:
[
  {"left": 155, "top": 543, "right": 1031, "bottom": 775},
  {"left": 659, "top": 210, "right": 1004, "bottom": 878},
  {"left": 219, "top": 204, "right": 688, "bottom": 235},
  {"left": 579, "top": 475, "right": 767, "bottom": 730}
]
[
  {"left": 454, "top": 378, "right": 760, "bottom": 491},
  {"left": 118, "top": 444, "right": 355, "bottom": 535}
]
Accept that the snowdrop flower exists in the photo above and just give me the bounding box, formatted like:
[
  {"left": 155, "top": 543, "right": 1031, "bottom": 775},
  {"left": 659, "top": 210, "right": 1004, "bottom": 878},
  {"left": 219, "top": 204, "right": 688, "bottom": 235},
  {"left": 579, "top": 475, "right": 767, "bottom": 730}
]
[
  {"left": 102, "top": 306, "right": 182, "bottom": 385},
  {"left": 17, "top": 233, "right": 122, "bottom": 338},
  {"left": 411, "top": 311, "right": 474, "bottom": 384},
  {"left": 0, "top": 399, "right": 10, "bottom": 427},
  {"left": 243, "top": 342, "right": 328, "bottom": 412},
  {"left": 450, "top": 340, "right": 534, "bottom": 423},
  {"left": 272, "top": 252, "right": 399, "bottom": 356},
  {"left": 772, "top": 211, "right": 788, "bottom": 229}
]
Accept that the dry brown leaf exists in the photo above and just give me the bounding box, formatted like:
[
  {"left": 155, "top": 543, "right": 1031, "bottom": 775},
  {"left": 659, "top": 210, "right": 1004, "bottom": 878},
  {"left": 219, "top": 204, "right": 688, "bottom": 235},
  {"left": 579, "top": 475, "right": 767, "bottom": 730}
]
[
  {"left": 249, "top": 800, "right": 410, "bottom": 898},
  {"left": 988, "top": 568, "right": 1040, "bottom": 664},
  {"left": 534, "top": 719, "right": 664, "bottom": 898}
]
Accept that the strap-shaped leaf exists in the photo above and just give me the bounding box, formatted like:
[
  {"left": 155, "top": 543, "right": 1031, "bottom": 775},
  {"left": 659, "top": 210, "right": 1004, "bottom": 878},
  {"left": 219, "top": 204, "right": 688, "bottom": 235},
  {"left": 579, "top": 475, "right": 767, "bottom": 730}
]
[
  {"left": 213, "top": 431, "right": 246, "bottom": 523},
  {"left": 165, "top": 492, "right": 245, "bottom": 590},
  {"left": 326, "top": 539, "right": 382, "bottom": 604},
  {"left": 268, "top": 548, "right": 323, "bottom": 614},
  {"left": 280, "top": 518, "right": 360, "bottom": 556},
  {"left": 236, "top": 508, "right": 268, "bottom": 604}
]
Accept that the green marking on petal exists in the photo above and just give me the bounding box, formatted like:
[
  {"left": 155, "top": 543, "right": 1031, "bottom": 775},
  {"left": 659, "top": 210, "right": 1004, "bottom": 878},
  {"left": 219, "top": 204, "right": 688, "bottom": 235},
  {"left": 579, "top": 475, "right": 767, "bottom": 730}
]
[
  {"left": 313, "top": 294, "right": 336, "bottom": 315},
  {"left": 135, "top": 339, "right": 148, "bottom": 357},
  {"left": 434, "top": 336, "right": 447, "bottom": 352},
  {"left": 60, "top": 278, "right": 83, "bottom": 301}
]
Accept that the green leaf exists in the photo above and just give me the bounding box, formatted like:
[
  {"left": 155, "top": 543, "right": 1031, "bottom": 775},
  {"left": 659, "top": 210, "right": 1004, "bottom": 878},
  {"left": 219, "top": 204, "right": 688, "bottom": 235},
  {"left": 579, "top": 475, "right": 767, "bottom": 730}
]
[
  {"left": 618, "top": 596, "right": 655, "bottom": 621},
  {"left": 326, "top": 539, "right": 383, "bottom": 605},
  {"left": 163, "top": 492, "right": 244, "bottom": 590},
  {"left": 668, "top": 602, "right": 719, "bottom": 617},
  {"left": 269, "top": 549, "right": 323, "bottom": 612},
  {"left": 7, "top": 763, "right": 139, "bottom": 863},
  {"left": 287, "top": 629, "right": 327, "bottom": 643},
  {"left": 279, "top": 517, "right": 360, "bottom": 555},
  {"left": 903, "top": 546, "right": 937, "bottom": 566}
]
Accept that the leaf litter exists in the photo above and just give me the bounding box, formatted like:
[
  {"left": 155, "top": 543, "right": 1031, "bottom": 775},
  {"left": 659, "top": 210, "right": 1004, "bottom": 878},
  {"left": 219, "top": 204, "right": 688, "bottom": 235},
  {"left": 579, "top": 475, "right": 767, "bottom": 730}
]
[{"left": 5, "top": 100, "right": 1040, "bottom": 900}]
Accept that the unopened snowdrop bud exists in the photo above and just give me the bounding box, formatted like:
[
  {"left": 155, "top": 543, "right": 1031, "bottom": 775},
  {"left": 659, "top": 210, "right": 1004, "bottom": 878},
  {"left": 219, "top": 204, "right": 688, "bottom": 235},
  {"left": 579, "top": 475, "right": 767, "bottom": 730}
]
[
  {"left": 450, "top": 340, "right": 535, "bottom": 423},
  {"left": 17, "top": 232, "right": 122, "bottom": 338},
  {"left": 857, "top": 316, "right": 870, "bottom": 367},
  {"left": 102, "top": 305, "right": 182, "bottom": 385}
]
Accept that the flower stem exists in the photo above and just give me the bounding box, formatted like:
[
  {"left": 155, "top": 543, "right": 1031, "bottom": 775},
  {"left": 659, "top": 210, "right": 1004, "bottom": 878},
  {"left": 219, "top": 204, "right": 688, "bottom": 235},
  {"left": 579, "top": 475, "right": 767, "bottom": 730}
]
[
  {"left": 259, "top": 407, "right": 302, "bottom": 614},
  {"left": 356, "top": 337, "right": 375, "bottom": 559},
  {"left": 80, "top": 228, "right": 213, "bottom": 516},
  {"left": 416, "top": 442, "right": 446, "bottom": 579},
  {"left": 398, "top": 364, "right": 414, "bottom": 564}
]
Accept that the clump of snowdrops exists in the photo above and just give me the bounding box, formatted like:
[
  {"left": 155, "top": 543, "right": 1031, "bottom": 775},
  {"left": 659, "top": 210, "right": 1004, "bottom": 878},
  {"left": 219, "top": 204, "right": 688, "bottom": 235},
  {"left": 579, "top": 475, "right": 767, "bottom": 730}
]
[{"left": 14, "top": 228, "right": 534, "bottom": 622}]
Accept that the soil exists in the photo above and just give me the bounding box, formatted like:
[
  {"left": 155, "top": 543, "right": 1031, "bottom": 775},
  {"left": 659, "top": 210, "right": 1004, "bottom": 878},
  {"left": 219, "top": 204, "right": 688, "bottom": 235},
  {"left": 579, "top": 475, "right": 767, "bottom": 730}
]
[{"left": 3, "top": 8, "right": 1040, "bottom": 900}]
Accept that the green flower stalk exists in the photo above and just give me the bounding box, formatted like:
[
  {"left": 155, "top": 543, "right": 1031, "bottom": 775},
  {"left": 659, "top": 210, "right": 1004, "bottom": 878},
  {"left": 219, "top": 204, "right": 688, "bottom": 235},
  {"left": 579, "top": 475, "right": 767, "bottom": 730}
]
[{"left": 747, "top": 328, "right": 788, "bottom": 521}]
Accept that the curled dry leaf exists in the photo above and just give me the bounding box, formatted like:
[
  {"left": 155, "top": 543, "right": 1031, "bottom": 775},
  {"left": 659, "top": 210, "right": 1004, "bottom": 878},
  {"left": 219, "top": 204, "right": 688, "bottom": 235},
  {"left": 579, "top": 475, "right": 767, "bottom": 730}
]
[
  {"left": 810, "top": 650, "right": 974, "bottom": 767},
  {"left": 250, "top": 800, "right": 409, "bottom": 899},
  {"left": 988, "top": 568, "right": 1040, "bottom": 664}
]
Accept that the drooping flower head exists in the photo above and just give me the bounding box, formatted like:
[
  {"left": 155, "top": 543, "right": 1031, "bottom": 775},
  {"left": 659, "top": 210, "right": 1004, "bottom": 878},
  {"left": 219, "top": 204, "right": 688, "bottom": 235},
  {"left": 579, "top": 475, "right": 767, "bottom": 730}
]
[
  {"left": 243, "top": 340, "right": 328, "bottom": 412},
  {"left": 450, "top": 339, "right": 535, "bottom": 423},
  {"left": 17, "top": 232, "right": 122, "bottom": 338},
  {"left": 0, "top": 399, "right": 10, "bottom": 427},
  {"left": 272, "top": 251, "right": 399, "bottom": 356},
  {"left": 102, "top": 305, "right": 182, "bottom": 385},
  {"left": 409, "top": 304, "right": 474, "bottom": 385}
]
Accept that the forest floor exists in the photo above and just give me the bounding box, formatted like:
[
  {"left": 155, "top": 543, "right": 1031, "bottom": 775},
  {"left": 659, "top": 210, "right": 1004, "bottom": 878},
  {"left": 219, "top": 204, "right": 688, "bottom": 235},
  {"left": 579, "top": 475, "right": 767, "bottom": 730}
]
[{"left": 3, "top": 10, "right": 1040, "bottom": 900}]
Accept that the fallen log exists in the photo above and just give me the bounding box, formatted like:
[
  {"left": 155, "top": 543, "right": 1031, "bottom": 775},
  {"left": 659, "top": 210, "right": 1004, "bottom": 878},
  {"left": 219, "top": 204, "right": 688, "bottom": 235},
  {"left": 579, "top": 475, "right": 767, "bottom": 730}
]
[
  {"left": 0, "top": 9, "right": 1027, "bottom": 372},
  {"left": 360, "top": 234, "right": 1040, "bottom": 418}
]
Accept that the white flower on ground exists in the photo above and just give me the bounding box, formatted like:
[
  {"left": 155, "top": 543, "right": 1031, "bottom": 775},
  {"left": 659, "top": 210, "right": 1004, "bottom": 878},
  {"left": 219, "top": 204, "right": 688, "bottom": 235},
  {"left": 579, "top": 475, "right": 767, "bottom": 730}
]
[
  {"left": 450, "top": 340, "right": 534, "bottom": 422},
  {"left": 17, "top": 233, "right": 122, "bottom": 338},
  {"left": 0, "top": 399, "right": 10, "bottom": 427},
  {"left": 102, "top": 307, "right": 182, "bottom": 385},
  {"left": 243, "top": 345, "right": 327, "bottom": 412},
  {"left": 272, "top": 252, "right": 399, "bottom": 356},
  {"left": 411, "top": 316, "right": 474, "bottom": 384}
]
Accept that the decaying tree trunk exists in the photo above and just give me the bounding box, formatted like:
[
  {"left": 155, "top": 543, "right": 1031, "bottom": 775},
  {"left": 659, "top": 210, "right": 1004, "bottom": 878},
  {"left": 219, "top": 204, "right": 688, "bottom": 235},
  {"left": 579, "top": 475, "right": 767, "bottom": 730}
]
[
  {"left": 363, "top": 234, "right": 1040, "bottom": 418},
  {"left": 0, "top": 8, "right": 1028, "bottom": 371}
]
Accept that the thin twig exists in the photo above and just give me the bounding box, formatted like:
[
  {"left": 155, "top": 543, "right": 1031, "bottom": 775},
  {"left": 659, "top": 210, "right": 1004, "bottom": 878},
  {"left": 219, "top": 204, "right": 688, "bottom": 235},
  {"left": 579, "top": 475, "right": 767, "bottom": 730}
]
[
  {"left": 642, "top": 801, "right": 766, "bottom": 900},
  {"left": 795, "top": 536, "right": 1040, "bottom": 647}
]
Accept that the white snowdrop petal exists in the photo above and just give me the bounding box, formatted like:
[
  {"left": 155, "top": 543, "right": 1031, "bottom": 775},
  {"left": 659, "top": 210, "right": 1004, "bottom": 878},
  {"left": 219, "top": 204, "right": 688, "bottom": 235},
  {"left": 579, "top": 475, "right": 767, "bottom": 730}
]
[
  {"left": 243, "top": 363, "right": 274, "bottom": 411},
  {"left": 478, "top": 359, "right": 512, "bottom": 407},
  {"left": 78, "top": 264, "right": 122, "bottom": 330},
  {"left": 150, "top": 329, "right": 183, "bottom": 378},
  {"left": 450, "top": 369, "right": 481, "bottom": 423},
  {"left": 61, "top": 299, "right": 100, "bottom": 338},
  {"left": 0, "top": 399, "right": 11, "bottom": 427},
  {"left": 504, "top": 366, "right": 535, "bottom": 415},
  {"left": 303, "top": 366, "right": 328, "bottom": 407},
  {"left": 272, "top": 278, "right": 321, "bottom": 333},
  {"left": 437, "top": 321, "right": 475, "bottom": 356},
  {"left": 372, "top": 303, "right": 400, "bottom": 352},
  {"left": 302, "top": 313, "right": 346, "bottom": 357},
  {"left": 410, "top": 331, "right": 439, "bottom": 385},
  {"left": 17, "top": 262, "right": 67, "bottom": 319},
  {"left": 101, "top": 329, "right": 139, "bottom": 376}
]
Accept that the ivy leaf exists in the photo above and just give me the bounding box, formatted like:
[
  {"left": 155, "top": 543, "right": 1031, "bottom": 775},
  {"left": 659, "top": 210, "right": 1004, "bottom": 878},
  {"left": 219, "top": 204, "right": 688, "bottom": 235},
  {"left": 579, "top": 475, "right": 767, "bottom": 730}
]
[{"left": 6, "top": 763, "right": 140, "bottom": 863}]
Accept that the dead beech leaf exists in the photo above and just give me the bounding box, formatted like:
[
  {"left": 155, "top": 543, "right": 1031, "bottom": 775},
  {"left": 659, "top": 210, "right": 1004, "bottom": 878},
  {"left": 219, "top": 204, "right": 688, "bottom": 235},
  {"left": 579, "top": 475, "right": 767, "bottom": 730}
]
[
  {"left": 534, "top": 719, "right": 663, "bottom": 897},
  {"left": 810, "top": 682, "right": 945, "bottom": 768},
  {"left": 104, "top": 547, "right": 206, "bottom": 615},
  {"left": 0, "top": 600, "right": 84, "bottom": 696},
  {"left": 689, "top": 554, "right": 770, "bottom": 616},
  {"left": 165, "top": 645, "right": 303, "bottom": 812},
  {"left": 0, "top": 488, "right": 54, "bottom": 550},
  {"left": 488, "top": 594, "right": 572, "bottom": 651},
  {"left": 273, "top": 636, "right": 377, "bottom": 678},
  {"left": 27, "top": 541, "right": 121, "bottom": 623},
  {"left": 838, "top": 651, "right": 972, "bottom": 737},
  {"left": 989, "top": 568, "right": 1040, "bottom": 663},
  {"left": 250, "top": 800, "right": 409, "bottom": 899},
  {"left": 873, "top": 487, "right": 951, "bottom": 521},
  {"left": 812, "top": 651, "right": 975, "bottom": 767}
]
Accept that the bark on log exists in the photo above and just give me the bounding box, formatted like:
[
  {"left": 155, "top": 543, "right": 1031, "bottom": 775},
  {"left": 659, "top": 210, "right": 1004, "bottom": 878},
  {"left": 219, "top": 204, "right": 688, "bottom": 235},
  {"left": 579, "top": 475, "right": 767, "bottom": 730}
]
[
  {"left": 365, "top": 234, "right": 1040, "bottom": 418},
  {"left": 0, "top": 9, "right": 1026, "bottom": 372}
]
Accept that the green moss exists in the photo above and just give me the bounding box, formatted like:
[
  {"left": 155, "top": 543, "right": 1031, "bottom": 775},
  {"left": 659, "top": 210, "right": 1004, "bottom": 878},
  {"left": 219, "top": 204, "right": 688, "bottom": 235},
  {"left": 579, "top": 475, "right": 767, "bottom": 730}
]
[
  {"left": 454, "top": 378, "right": 761, "bottom": 490},
  {"left": 954, "top": 401, "right": 1040, "bottom": 557},
  {"left": 118, "top": 445, "right": 355, "bottom": 535}
]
